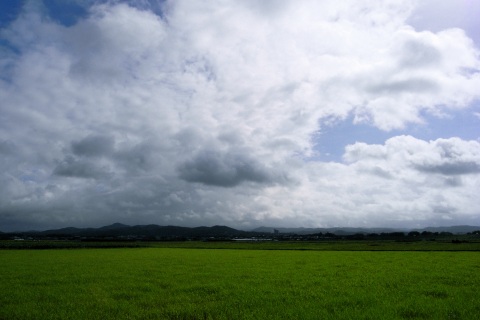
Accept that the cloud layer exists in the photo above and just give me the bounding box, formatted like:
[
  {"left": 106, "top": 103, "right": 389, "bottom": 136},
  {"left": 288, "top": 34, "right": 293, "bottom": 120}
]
[{"left": 0, "top": 0, "right": 479, "bottom": 231}]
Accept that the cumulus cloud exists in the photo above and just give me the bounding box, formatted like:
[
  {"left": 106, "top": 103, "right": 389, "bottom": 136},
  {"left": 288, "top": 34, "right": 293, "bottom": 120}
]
[
  {"left": 344, "top": 136, "right": 480, "bottom": 178},
  {"left": 0, "top": 0, "right": 479, "bottom": 230},
  {"left": 409, "top": 139, "right": 480, "bottom": 175},
  {"left": 283, "top": 136, "right": 480, "bottom": 227}
]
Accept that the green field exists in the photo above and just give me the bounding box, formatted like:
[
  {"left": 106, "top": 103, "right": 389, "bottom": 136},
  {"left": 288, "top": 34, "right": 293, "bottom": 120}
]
[{"left": 1, "top": 247, "right": 479, "bottom": 319}]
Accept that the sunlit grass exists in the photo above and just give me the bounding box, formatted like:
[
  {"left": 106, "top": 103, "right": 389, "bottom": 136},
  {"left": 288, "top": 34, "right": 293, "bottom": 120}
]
[{"left": 1, "top": 248, "right": 479, "bottom": 319}]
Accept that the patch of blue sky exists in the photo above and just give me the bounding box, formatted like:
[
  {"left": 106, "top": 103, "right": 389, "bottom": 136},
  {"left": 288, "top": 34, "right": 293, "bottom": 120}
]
[
  {"left": 312, "top": 116, "right": 401, "bottom": 162},
  {"left": 3, "top": 1, "right": 166, "bottom": 28},
  {"left": 42, "top": 0, "right": 89, "bottom": 27},
  {"left": 0, "top": 1, "right": 90, "bottom": 29},
  {"left": 0, "top": 0, "right": 25, "bottom": 29},
  {"left": 126, "top": 0, "right": 167, "bottom": 17},
  {"left": 0, "top": 1, "right": 22, "bottom": 58},
  {"left": 411, "top": 102, "right": 480, "bottom": 141},
  {"left": 313, "top": 101, "right": 480, "bottom": 162}
]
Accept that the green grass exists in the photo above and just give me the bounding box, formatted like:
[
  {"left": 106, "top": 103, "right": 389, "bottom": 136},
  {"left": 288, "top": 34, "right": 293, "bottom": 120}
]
[{"left": 0, "top": 248, "right": 479, "bottom": 319}]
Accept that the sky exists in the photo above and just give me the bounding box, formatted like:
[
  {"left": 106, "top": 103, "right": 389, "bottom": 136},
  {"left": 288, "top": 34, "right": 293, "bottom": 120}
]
[{"left": 0, "top": 0, "right": 479, "bottom": 232}]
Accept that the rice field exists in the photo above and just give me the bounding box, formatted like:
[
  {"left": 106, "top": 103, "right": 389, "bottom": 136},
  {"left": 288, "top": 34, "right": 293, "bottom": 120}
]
[{"left": 0, "top": 247, "right": 479, "bottom": 319}]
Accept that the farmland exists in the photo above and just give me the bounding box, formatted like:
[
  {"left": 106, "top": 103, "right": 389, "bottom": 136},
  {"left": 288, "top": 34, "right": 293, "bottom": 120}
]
[{"left": 1, "top": 243, "right": 479, "bottom": 319}]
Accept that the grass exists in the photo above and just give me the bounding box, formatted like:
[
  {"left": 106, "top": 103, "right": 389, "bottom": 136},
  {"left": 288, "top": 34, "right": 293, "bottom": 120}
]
[{"left": 1, "top": 247, "right": 479, "bottom": 319}]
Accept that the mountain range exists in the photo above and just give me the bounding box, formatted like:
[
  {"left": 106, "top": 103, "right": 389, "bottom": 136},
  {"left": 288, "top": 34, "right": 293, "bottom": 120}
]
[
  {"left": 252, "top": 225, "right": 480, "bottom": 235},
  {"left": 50, "top": 224, "right": 247, "bottom": 238},
  {"left": 2, "top": 223, "right": 479, "bottom": 238}
]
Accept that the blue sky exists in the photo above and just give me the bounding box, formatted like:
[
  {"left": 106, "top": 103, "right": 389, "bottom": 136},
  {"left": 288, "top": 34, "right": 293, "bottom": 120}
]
[
  {"left": 315, "top": 105, "right": 480, "bottom": 162},
  {"left": 1, "top": 1, "right": 86, "bottom": 27},
  {"left": 0, "top": 0, "right": 479, "bottom": 231}
]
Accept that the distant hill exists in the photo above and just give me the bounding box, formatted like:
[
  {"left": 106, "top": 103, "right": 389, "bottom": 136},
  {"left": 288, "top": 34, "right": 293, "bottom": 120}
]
[
  {"left": 41, "top": 227, "right": 84, "bottom": 234},
  {"left": 252, "top": 226, "right": 400, "bottom": 235},
  {"left": 253, "top": 225, "right": 480, "bottom": 235},
  {"left": 98, "top": 223, "right": 130, "bottom": 230},
  {"left": 415, "top": 225, "right": 480, "bottom": 234},
  {"left": 3, "top": 223, "right": 479, "bottom": 239},
  {"left": 17, "top": 223, "right": 254, "bottom": 239}
]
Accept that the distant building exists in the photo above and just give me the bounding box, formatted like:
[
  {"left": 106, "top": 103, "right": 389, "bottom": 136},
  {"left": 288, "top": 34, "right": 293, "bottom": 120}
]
[{"left": 274, "top": 229, "right": 279, "bottom": 235}]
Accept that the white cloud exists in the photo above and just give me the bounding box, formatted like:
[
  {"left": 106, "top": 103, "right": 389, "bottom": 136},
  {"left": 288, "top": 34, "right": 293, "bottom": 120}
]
[
  {"left": 0, "top": 0, "right": 479, "bottom": 230},
  {"left": 287, "top": 136, "right": 480, "bottom": 227}
]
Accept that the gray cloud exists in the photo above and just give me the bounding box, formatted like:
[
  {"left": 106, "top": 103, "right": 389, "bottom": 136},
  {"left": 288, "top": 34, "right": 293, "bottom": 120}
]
[
  {"left": 414, "top": 161, "right": 480, "bottom": 175},
  {"left": 72, "top": 135, "right": 114, "bottom": 157},
  {"left": 53, "top": 156, "right": 112, "bottom": 179},
  {"left": 113, "top": 143, "right": 157, "bottom": 174},
  {"left": 0, "top": 140, "right": 16, "bottom": 155},
  {"left": 365, "top": 166, "right": 393, "bottom": 179},
  {"left": 397, "top": 39, "right": 442, "bottom": 69},
  {"left": 177, "top": 150, "right": 277, "bottom": 187},
  {"left": 367, "top": 77, "right": 439, "bottom": 95}
]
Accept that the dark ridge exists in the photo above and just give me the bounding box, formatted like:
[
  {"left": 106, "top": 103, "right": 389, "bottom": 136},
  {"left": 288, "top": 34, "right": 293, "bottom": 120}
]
[
  {"left": 2, "top": 223, "right": 479, "bottom": 241},
  {"left": 252, "top": 225, "right": 480, "bottom": 235},
  {"left": 98, "top": 223, "right": 130, "bottom": 230}
]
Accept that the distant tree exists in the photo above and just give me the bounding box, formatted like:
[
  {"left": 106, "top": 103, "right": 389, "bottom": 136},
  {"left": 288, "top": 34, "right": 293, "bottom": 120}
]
[
  {"left": 379, "top": 232, "right": 405, "bottom": 239},
  {"left": 391, "top": 232, "right": 405, "bottom": 237},
  {"left": 348, "top": 233, "right": 365, "bottom": 240},
  {"left": 439, "top": 232, "right": 453, "bottom": 236}
]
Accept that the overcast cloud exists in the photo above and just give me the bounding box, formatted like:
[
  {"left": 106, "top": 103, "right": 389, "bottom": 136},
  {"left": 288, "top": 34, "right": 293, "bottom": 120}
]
[{"left": 0, "top": 0, "right": 479, "bottom": 231}]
